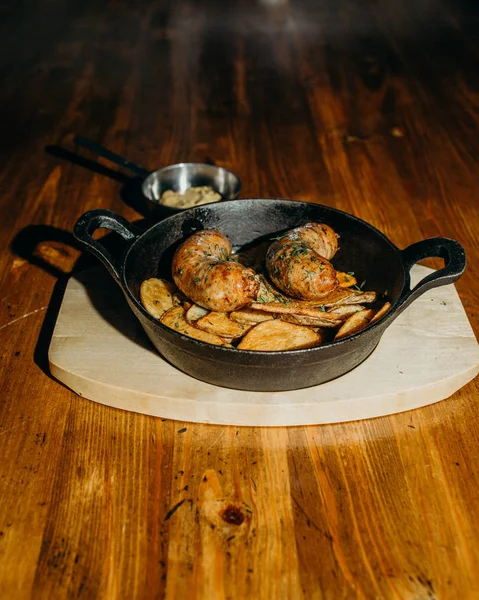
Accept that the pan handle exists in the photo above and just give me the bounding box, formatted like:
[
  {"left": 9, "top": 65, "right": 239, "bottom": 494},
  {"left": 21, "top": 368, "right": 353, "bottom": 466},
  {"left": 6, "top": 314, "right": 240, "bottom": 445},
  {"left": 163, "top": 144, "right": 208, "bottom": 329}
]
[
  {"left": 73, "top": 209, "right": 142, "bottom": 284},
  {"left": 396, "top": 237, "right": 466, "bottom": 314},
  {"left": 74, "top": 136, "right": 151, "bottom": 178}
]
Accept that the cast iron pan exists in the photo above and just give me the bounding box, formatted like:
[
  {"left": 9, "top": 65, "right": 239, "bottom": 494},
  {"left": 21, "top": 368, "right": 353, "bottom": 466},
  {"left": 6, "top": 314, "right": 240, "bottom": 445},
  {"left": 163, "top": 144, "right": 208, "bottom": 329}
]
[{"left": 73, "top": 199, "right": 466, "bottom": 391}]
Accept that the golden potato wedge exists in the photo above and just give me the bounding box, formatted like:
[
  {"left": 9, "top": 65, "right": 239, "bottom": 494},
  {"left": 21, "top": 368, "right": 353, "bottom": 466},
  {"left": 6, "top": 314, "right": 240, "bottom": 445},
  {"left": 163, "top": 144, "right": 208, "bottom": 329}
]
[
  {"left": 349, "top": 290, "right": 377, "bottom": 305},
  {"left": 196, "top": 311, "right": 252, "bottom": 339},
  {"left": 280, "top": 313, "right": 341, "bottom": 328},
  {"left": 369, "top": 301, "right": 392, "bottom": 325},
  {"left": 230, "top": 308, "right": 275, "bottom": 324},
  {"left": 334, "top": 308, "right": 375, "bottom": 340},
  {"left": 327, "top": 304, "right": 365, "bottom": 318},
  {"left": 252, "top": 285, "right": 377, "bottom": 312},
  {"left": 296, "top": 288, "right": 377, "bottom": 308},
  {"left": 249, "top": 301, "right": 342, "bottom": 321},
  {"left": 252, "top": 288, "right": 358, "bottom": 310},
  {"left": 343, "top": 290, "right": 378, "bottom": 304},
  {"left": 160, "top": 306, "right": 231, "bottom": 346},
  {"left": 186, "top": 304, "right": 209, "bottom": 321},
  {"left": 140, "top": 278, "right": 176, "bottom": 319},
  {"left": 278, "top": 317, "right": 326, "bottom": 341},
  {"left": 337, "top": 272, "right": 357, "bottom": 288},
  {"left": 238, "top": 320, "right": 322, "bottom": 351},
  {"left": 289, "top": 288, "right": 357, "bottom": 307},
  {"left": 321, "top": 289, "right": 377, "bottom": 307}
]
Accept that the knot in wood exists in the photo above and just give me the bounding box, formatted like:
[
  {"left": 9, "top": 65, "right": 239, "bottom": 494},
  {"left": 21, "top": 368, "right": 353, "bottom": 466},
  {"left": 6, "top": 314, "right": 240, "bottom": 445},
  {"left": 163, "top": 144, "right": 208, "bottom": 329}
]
[{"left": 220, "top": 505, "right": 245, "bottom": 526}]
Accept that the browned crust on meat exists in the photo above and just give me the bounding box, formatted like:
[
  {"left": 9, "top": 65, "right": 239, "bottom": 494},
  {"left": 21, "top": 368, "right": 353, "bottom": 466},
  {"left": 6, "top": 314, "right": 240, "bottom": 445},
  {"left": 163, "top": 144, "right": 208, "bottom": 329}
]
[
  {"left": 172, "top": 230, "right": 260, "bottom": 312},
  {"left": 266, "top": 223, "right": 340, "bottom": 300}
]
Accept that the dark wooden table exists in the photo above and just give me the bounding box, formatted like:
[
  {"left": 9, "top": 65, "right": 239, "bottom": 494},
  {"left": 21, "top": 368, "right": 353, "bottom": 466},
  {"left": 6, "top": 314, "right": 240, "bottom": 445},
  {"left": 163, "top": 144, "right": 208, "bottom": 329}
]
[{"left": 1, "top": 0, "right": 479, "bottom": 597}]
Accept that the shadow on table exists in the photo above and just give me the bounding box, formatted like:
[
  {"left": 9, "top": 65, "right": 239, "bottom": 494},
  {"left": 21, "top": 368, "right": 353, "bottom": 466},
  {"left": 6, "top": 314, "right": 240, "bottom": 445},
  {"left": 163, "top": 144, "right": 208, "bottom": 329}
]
[
  {"left": 10, "top": 223, "right": 158, "bottom": 378},
  {"left": 45, "top": 145, "right": 151, "bottom": 218},
  {"left": 10, "top": 143, "right": 164, "bottom": 378}
]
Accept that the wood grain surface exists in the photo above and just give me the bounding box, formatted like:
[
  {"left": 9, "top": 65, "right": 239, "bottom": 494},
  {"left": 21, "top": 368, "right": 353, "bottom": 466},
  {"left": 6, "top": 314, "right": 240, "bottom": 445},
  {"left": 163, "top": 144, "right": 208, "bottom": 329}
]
[{"left": 1, "top": 0, "right": 479, "bottom": 598}]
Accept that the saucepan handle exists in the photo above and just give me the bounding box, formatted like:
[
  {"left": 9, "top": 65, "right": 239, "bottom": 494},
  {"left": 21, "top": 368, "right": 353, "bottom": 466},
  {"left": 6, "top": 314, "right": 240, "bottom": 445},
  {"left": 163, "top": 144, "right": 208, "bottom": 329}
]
[
  {"left": 74, "top": 136, "right": 151, "bottom": 178},
  {"left": 73, "top": 209, "right": 141, "bottom": 284},
  {"left": 396, "top": 237, "right": 466, "bottom": 315}
]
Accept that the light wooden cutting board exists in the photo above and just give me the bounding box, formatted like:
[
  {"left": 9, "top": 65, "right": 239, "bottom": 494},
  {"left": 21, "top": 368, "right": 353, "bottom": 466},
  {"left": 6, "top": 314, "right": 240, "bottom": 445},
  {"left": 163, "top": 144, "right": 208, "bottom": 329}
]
[{"left": 48, "top": 266, "right": 479, "bottom": 426}]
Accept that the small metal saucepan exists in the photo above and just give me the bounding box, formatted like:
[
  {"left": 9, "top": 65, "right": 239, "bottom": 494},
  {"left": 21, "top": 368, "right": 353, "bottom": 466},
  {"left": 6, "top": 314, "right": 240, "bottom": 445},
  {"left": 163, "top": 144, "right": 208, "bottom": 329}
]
[
  {"left": 73, "top": 199, "right": 466, "bottom": 392},
  {"left": 74, "top": 136, "right": 242, "bottom": 217}
]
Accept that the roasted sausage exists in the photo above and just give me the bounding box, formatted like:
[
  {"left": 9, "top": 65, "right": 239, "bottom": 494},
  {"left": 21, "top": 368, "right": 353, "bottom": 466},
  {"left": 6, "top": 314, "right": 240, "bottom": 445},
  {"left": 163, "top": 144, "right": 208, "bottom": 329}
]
[
  {"left": 293, "top": 222, "right": 339, "bottom": 260},
  {"left": 266, "top": 222, "right": 339, "bottom": 300},
  {"left": 172, "top": 230, "right": 260, "bottom": 312}
]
